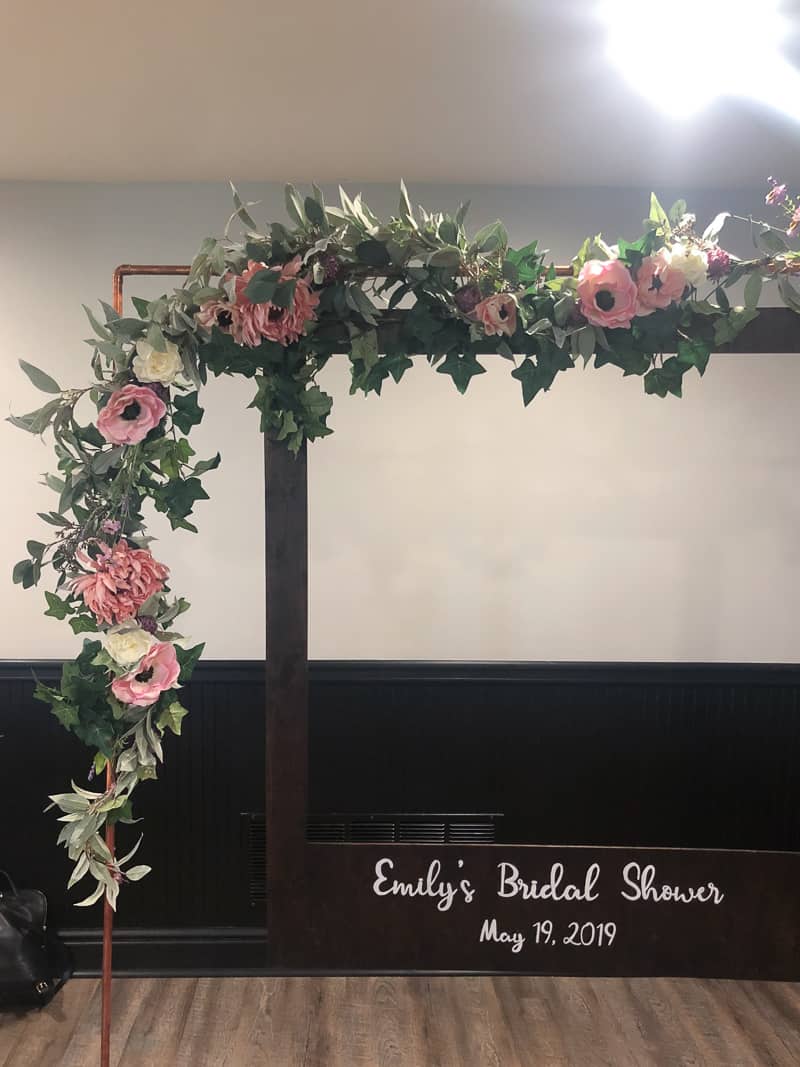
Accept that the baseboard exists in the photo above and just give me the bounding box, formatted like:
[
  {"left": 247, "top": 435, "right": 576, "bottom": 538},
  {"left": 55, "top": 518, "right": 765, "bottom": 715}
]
[{"left": 62, "top": 926, "right": 268, "bottom": 977}]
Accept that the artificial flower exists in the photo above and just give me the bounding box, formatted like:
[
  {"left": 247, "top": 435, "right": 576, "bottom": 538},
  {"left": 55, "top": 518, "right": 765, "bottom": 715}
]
[
  {"left": 473, "top": 294, "right": 517, "bottom": 337},
  {"left": 232, "top": 257, "right": 320, "bottom": 348},
  {"left": 706, "top": 247, "right": 733, "bottom": 280},
  {"left": 105, "top": 624, "right": 154, "bottom": 666},
  {"left": 666, "top": 243, "right": 708, "bottom": 289},
  {"left": 635, "top": 251, "right": 687, "bottom": 316},
  {"left": 766, "top": 180, "right": 788, "bottom": 206},
  {"left": 788, "top": 208, "right": 800, "bottom": 239},
  {"left": 576, "top": 259, "right": 639, "bottom": 329},
  {"left": 96, "top": 384, "right": 166, "bottom": 446},
  {"left": 111, "top": 641, "right": 180, "bottom": 707},
  {"left": 132, "top": 339, "right": 183, "bottom": 385},
  {"left": 72, "top": 540, "right": 169, "bottom": 626}
]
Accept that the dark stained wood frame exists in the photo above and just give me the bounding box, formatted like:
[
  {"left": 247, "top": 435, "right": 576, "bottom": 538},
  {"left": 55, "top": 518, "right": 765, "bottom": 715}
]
[{"left": 115, "top": 265, "right": 800, "bottom": 976}]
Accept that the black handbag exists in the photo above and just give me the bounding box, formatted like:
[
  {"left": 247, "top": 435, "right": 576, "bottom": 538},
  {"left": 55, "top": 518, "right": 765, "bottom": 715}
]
[{"left": 0, "top": 871, "right": 72, "bottom": 1010}]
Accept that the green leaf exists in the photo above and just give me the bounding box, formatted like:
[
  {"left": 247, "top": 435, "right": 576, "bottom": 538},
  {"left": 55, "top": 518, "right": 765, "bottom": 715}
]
[
  {"left": 44, "top": 590, "right": 74, "bottom": 620},
  {"left": 350, "top": 329, "right": 379, "bottom": 369},
  {"left": 125, "top": 865, "right": 152, "bottom": 882},
  {"left": 157, "top": 699, "right": 189, "bottom": 736},
  {"left": 176, "top": 642, "right": 205, "bottom": 683},
  {"left": 703, "top": 212, "right": 730, "bottom": 241},
  {"left": 12, "top": 559, "right": 33, "bottom": 586},
  {"left": 355, "top": 240, "right": 391, "bottom": 268},
  {"left": 436, "top": 351, "right": 486, "bottom": 394},
  {"left": 304, "top": 196, "right": 326, "bottom": 228},
  {"left": 677, "top": 337, "right": 711, "bottom": 377},
  {"left": 19, "top": 360, "right": 61, "bottom": 394},
  {"left": 754, "top": 227, "right": 787, "bottom": 255},
  {"left": 172, "top": 392, "right": 204, "bottom": 434},
  {"left": 229, "top": 181, "right": 258, "bottom": 231},
  {"left": 91, "top": 446, "right": 125, "bottom": 475},
  {"left": 193, "top": 452, "right": 221, "bottom": 477},
  {"left": 668, "top": 199, "right": 687, "bottom": 224},
  {"left": 284, "top": 183, "right": 306, "bottom": 227},
  {"left": 744, "top": 272, "right": 762, "bottom": 309},
  {"left": 648, "top": 193, "right": 671, "bottom": 235},
  {"left": 244, "top": 269, "right": 279, "bottom": 304},
  {"left": 271, "top": 279, "right": 297, "bottom": 309},
  {"left": 69, "top": 615, "right": 98, "bottom": 635}
]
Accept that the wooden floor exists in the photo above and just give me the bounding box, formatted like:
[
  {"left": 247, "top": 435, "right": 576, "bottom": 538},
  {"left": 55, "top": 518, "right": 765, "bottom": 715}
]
[{"left": 1, "top": 976, "right": 799, "bottom": 1066}]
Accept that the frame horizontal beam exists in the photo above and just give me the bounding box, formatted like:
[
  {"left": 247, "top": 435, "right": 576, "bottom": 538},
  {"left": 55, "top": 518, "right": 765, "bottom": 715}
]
[{"left": 113, "top": 265, "right": 800, "bottom": 355}]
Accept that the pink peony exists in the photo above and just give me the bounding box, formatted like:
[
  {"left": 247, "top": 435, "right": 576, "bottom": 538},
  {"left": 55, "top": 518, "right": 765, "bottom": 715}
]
[
  {"left": 576, "top": 259, "right": 639, "bottom": 329},
  {"left": 111, "top": 641, "right": 180, "bottom": 707},
  {"left": 72, "top": 540, "right": 169, "bottom": 626},
  {"left": 96, "top": 385, "right": 166, "bottom": 446},
  {"left": 233, "top": 257, "right": 320, "bottom": 348},
  {"left": 635, "top": 251, "right": 687, "bottom": 317},
  {"left": 473, "top": 294, "right": 517, "bottom": 337}
]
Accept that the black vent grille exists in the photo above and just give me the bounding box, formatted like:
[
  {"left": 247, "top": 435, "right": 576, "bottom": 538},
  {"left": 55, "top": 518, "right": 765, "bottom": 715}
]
[{"left": 242, "top": 812, "right": 499, "bottom": 906}]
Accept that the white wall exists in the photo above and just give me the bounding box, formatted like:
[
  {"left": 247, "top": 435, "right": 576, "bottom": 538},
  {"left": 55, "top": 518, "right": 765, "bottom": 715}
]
[{"left": 2, "top": 181, "right": 799, "bottom": 662}]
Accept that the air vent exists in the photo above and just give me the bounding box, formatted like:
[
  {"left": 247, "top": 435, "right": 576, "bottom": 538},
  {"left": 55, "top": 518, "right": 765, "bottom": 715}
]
[
  {"left": 308, "top": 812, "right": 499, "bottom": 845},
  {"left": 243, "top": 812, "right": 499, "bottom": 905}
]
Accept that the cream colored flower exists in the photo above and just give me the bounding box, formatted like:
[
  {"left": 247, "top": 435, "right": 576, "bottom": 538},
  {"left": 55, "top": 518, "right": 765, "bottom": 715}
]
[
  {"left": 667, "top": 243, "right": 708, "bottom": 289},
  {"left": 105, "top": 625, "right": 154, "bottom": 666},
  {"left": 132, "top": 339, "right": 182, "bottom": 385}
]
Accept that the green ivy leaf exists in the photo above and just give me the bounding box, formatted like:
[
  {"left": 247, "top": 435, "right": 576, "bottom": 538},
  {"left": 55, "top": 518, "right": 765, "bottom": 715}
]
[
  {"left": 172, "top": 392, "right": 204, "bottom": 434},
  {"left": 436, "top": 351, "right": 486, "bottom": 394},
  {"left": 45, "top": 591, "right": 74, "bottom": 620},
  {"left": 677, "top": 337, "right": 711, "bottom": 376},
  {"left": 175, "top": 643, "right": 205, "bottom": 684}
]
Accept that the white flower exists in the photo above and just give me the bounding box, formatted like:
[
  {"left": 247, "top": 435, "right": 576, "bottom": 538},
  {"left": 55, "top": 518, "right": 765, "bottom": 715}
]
[
  {"left": 667, "top": 243, "right": 708, "bottom": 289},
  {"left": 105, "top": 625, "right": 154, "bottom": 666},
  {"left": 132, "top": 339, "right": 183, "bottom": 385}
]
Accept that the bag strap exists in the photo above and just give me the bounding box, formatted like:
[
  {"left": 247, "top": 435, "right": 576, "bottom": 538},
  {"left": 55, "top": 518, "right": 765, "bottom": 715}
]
[{"left": 0, "top": 870, "right": 17, "bottom": 896}]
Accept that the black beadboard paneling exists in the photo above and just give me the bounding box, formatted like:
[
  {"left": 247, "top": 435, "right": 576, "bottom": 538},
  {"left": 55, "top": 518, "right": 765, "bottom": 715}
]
[{"left": 1, "top": 659, "right": 799, "bottom": 971}]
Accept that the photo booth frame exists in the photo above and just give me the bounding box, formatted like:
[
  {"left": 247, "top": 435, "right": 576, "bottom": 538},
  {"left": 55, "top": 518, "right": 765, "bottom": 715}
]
[{"left": 114, "top": 264, "right": 800, "bottom": 978}]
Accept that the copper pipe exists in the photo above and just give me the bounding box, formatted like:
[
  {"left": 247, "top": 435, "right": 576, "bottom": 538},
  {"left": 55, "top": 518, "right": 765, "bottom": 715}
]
[
  {"left": 100, "top": 761, "right": 116, "bottom": 1067},
  {"left": 112, "top": 265, "right": 191, "bottom": 315}
]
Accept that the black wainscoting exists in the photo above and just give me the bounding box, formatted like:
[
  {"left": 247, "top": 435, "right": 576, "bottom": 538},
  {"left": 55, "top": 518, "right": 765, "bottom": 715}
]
[{"left": 1, "top": 660, "right": 799, "bottom": 974}]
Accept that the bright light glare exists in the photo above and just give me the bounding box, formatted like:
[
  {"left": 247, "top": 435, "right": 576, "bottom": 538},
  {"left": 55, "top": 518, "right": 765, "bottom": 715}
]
[{"left": 599, "top": 0, "right": 800, "bottom": 121}]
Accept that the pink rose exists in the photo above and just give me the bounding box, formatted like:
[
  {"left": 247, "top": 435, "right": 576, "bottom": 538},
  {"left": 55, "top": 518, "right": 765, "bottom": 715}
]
[
  {"left": 635, "top": 251, "right": 687, "bottom": 317},
  {"left": 111, "top": 641, "right": 180, "bottom": 707},
  {"left": 72, "top": 540, "right": 169, "bottom": 626},
  {"left": 576, "top": 259, "right": 639, "bottom": 329},
  {"left": 473, "top": 294, "right": 517, "bottom": 337},
  {"left": 96, "top": 384, "right": 166, "bottom": 445},
  {"left": 230, "top": 257, "right": 320, "bottom": 348}
]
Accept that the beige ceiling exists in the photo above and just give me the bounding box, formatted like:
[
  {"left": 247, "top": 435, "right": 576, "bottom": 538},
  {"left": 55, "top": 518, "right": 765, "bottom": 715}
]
[{"left": 2, "top": 0, "right": 799, "bottom": 186}]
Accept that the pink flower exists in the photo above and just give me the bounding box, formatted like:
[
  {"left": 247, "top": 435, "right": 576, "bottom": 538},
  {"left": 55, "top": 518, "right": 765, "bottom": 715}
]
[
  {"left": 101, "top": 519, "right": 121, "bottom": 535},
  {"left": 72, "top": 541, "right": 169, "bottom": 626},
  {"left": 111, "top": 641, "right": 180, "bottom": 707},
  {"left": 766, "top": 183, "right": 788, "bottom": 206},
  {"left": 706, "top": 247, "right": 732, "bottom": 280},
  {"left": 472, "top": 294, "right": 517, "bottom": 337},
  {"left": 232, "top": 257, "right": 320, "bottom": 348},
  {"left": 635, "top": 251, "right": 687, "bottom": 317},
  {"left": 96, "top": 385, "right": 166, "bottom": 446},
  {"left": 576, "top": 259, "right": 639, "bottom": 329},
  {"left": 196, "top": 299, "right": 237, "bottom": 335}
]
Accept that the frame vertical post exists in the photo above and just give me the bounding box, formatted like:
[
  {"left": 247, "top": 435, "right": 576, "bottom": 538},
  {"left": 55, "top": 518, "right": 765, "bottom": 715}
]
[{"left": 264, "top": 436, "right": 309, "bottom": 964}]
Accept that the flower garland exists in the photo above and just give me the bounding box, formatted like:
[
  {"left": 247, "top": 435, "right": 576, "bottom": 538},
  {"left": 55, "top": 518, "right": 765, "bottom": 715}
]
[{"left": 9, "top": 181, "right": 800, "bottom": 908}]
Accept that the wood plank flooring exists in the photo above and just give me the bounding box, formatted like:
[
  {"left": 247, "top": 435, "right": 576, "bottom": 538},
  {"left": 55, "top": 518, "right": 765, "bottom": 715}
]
[{"left": 1, "top": 976, "right": 799, "bottom": 1066}]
